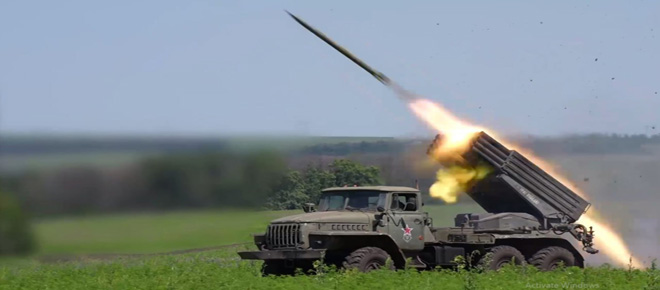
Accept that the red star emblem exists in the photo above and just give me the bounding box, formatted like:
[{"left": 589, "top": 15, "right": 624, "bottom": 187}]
[{"left": 402, "top": 225, "right": 413, "bottom": 235}]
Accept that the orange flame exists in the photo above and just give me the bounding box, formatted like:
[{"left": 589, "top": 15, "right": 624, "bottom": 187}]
[
  {"left": 406, "top": 97, "right": 643, "bottom": 268},
  {"left": 429, "top": 165, "right": 492, "bottom": 203},
  {"left": 409, "top": 99, "right": 484, "bottom": 154}
]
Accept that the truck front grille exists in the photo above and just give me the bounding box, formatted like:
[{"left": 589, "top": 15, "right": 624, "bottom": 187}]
[{"left": 266, "top": 223, "right": 301, "bottom": 249}]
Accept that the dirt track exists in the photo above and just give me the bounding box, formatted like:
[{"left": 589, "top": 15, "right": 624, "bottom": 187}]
[{"left": 37, "top": 243, "right": 251, "bottom": 263}]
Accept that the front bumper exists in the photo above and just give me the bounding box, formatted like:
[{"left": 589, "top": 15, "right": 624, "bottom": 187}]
[{"left": 238, "top": 249, "right": 325, "bottom": 260}]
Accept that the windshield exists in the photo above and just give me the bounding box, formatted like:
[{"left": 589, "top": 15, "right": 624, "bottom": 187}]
[{"left": 318, "top": 190, "right": 387, "bottom": 211}]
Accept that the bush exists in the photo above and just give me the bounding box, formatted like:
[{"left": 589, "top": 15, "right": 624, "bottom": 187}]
[
  {"left": 265, "top": 159, "right": 384, "bottom": 210},
  {"left": 328, "top": 159, "right": 382, "bottom": 187},
  {"left": 0, "top": 190, "right": 35, "bottom": 256},
  {"left": 266, "top": 171, "right": 309, "bottom": 210}
]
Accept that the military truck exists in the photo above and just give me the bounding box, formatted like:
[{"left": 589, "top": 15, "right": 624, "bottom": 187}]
[{"left": 238, "top": 132, "right": 598, "bottom": 274}]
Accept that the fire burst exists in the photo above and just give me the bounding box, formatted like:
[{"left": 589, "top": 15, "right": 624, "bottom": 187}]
[
  {"left": 408, "top": 97, "right": 642, "bottom": 268},
  {"left": 429, "top": 165, "right": 492, "bottom": 203}
]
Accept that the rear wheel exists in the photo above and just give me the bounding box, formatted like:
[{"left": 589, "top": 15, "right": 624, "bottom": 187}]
[
  {"left": 478, "top": 245, "right": 525, "bottom": 270},
  {"left": 343, "top": 247, "right": 393, "bottom": 272},
  {"left": 530, "top": 246, "right": 575, "bottom": 271}
]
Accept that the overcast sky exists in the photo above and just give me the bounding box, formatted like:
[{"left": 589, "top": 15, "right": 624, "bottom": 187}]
[{"left": 1, "top": 1, "right": 658, "bottom": 137}]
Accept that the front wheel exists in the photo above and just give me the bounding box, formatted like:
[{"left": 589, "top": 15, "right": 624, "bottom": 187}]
[{"left": 343, "top": 247, "right": 393, "bottom": 272}]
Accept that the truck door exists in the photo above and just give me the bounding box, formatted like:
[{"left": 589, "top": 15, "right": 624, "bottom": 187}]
[{"left": 387, "top": 192, "right": 424, "bottom": 251}]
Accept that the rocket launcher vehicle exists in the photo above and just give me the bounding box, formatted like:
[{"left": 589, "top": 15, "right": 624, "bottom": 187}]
[{"left": 286, "top": 11, "right": 597, "bottom": 254}]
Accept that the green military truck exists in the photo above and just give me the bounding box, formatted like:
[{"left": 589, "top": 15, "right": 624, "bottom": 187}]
[{"left": 238, "top": 132, "right": 599, "bottom": 274}]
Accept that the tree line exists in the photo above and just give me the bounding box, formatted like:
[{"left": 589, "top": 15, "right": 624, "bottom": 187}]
[
  {"left": 5, "top": 133, "right": 660, "bottom": 217},
  {"left": 4, "top": 133, "right": 660, "bottom": 256},
  {"left": 1, "top": 152, "right": 385, "bottom": 216},
  {"left": 0, "top": 190, "right": 34, "bottom": 256},
  {"left": 2, "top": 133, "right": 660, "bottom": 157}
]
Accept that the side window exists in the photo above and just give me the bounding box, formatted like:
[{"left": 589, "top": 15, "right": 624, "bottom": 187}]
[
  {"left": 403, "top": 194, "right": 417, "bottom": 211},
  {"left": 390, "top": 193, "right": 418, "bottom": 211},
  {"left": 392, "top": 193, "right": 417, "bottom": 211},
  {"left": 390, "top": 194, "right": 402, "bottom": 210}
]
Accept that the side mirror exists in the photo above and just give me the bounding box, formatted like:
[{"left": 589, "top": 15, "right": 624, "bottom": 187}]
[
  {"left": 302, "top": 203, "right": 316, "bottom": 213},
  {"left": 376, "top": 206, "right": 385, "bottom": 213}
]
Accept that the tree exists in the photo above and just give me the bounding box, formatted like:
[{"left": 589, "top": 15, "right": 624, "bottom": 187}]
[
  {"left": 266, "top": 171, "right": 309, "bottom": 210},
  {"left": 0, "top": 190, "right": 35, "bottom": 256},
  {"left": 328, "top": 159, "right": 383, "bottom": 187},
  {"left": 265, "top": 159, "right": 385, "bottom": 210},
  {"left": 301, "top": 166, "right": 335, "bottom": 204}
]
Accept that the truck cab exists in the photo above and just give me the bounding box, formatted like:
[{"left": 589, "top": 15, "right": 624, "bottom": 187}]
[{"left": 238, "top": 186, "right": 432, "bottom": 274}]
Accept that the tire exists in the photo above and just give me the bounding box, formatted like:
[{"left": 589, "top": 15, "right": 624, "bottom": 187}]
[
  {"left": 530, "top": 246, "right": 575, "bottom": 271},
  {"left": 343, "top": 247, "right": 393, "bottom": 272},
  {"left": 478, "top": 245, "right": 525, "bottom": 271}
]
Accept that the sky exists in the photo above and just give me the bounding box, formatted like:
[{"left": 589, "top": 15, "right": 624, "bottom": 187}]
[{"left": 0, "top": 1, "right": 658, "bottom": 137}]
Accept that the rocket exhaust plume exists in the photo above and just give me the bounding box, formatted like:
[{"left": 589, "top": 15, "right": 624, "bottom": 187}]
[{"left": 287, "top": 12, "right": 643, "bottom": 268}]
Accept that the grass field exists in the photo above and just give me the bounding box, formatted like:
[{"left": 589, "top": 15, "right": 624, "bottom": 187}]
[
  {"left": 1, "top": 248, "right": 657, "bottom": 289},
  {"left": 33, "top": 204, "right": 483, "bottom": 255},
  {"left": 2, "top": 204, "right": 658, "bottom": 289},
  {"left": 33, "top": 209, "right": 296, "bottom": 255}
]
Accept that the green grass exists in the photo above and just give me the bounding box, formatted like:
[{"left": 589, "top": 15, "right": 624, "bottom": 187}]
[
  {"left": 2, "top": 205, "right": 657, "bottom": 289},
  {"left": 33, "top": 209, "right": 298, "bottom": 255},
  {"left": 33, "top": 204, "right": 483, "bottom": 255},
  {"left": 0, "top": 248, "right": 657, "bottom": 289}
]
